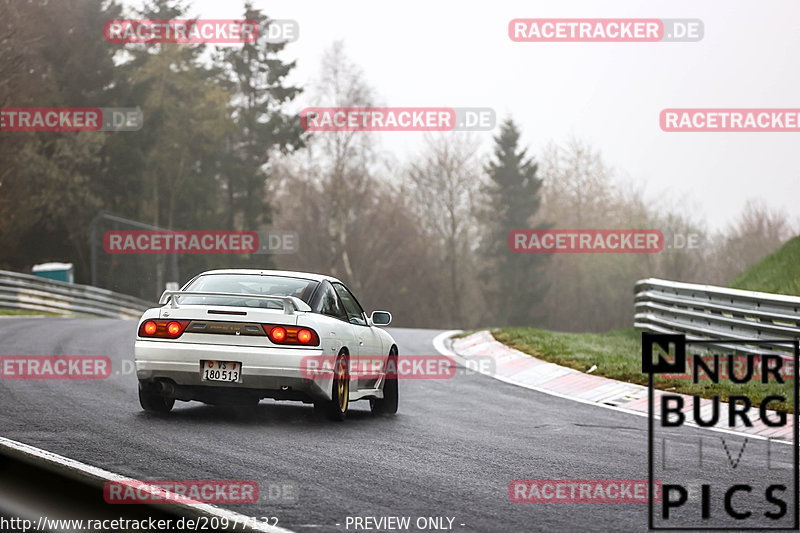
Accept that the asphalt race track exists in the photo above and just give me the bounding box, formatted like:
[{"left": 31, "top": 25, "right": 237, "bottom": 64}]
[{"left": 0, "top": 318, "right": 795, "bottom": 532}]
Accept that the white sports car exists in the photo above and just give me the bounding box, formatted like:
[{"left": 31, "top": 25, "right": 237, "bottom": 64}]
[{"left": 134, "top": 269, "right": 397, "bottom": 421}]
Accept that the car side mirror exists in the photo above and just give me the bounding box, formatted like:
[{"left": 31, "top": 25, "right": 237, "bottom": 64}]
[{"left": 370, "top": 311, "right": 392, "bottom": 326}]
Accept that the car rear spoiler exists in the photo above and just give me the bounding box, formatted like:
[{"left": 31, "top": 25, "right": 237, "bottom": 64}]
[{"left": 158, "top": 291, "right": 311, "bottom": 314}]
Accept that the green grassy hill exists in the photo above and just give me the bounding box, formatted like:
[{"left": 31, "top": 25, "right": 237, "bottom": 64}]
[{"left": 728, "top": 234, "right": 800, "bottom": 296}]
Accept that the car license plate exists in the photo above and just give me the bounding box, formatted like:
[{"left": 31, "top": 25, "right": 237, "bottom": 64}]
[{"left": 201, "top": 360, "right": 242, "bottom": 382}]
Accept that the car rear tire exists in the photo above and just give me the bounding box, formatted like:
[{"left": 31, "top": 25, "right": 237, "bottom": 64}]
[
  {"left": 318, "top": 352, "right": 349, "bottom": 421},
  {"left": 371, "top": 347, "right": 398, "bottom": 416},
  {"left": 138, "top": 383, "right": 175, "bottom": 413}
]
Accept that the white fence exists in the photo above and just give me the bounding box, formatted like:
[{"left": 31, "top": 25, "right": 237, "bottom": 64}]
[
  {"left": 634, "top": 278, "right": 800, "bottom": 358},
  {"left": 0, "top": 269, "right": 153, "bottom": 319}
]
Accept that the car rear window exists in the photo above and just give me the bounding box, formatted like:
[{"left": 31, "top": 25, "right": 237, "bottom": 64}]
[{"left": 180, "top": 274, "right": 318, "bottom": 308}]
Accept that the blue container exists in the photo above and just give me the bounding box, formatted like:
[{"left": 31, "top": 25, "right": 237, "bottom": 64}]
[{"left": 32, "top": 262, "right": 74, "bottom": 284}]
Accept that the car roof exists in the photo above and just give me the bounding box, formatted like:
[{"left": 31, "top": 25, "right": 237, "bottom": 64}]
[{"left": 193, "top": 269, "right": 342, "bottom": 284}]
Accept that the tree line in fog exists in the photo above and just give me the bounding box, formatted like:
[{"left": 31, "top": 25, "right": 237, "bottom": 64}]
[
  {"left": 273, "top": 44, "right": 794, "bottom": 331},
  {"left": 0, "top": 0, "right": 794, "bottom": 331}
]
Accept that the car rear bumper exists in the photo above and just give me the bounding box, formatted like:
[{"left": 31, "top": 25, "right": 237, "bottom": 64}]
[{"left": 134, "top": 339, "right": 334, "bottom": 402}]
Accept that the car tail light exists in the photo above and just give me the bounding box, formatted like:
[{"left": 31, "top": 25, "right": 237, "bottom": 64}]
[
  {"left": 263, "top": 325, "right": 319, "bottom": 346},
  {"left": 297, "top": 329, "right": 312, "bottom": 344},
  {"left": 270, "top": 326, "right": 287, "bottom": 343},
  {"left": 167, "top": 321, "right": 182, "bottom": 337},
  {"left": 139, "top": 320, "right": 190, "bottom": 338}
]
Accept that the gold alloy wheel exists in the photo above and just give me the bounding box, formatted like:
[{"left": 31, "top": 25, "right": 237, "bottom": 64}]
[{"left": 336, "top": 357, "right": 349, "bottom": 413}]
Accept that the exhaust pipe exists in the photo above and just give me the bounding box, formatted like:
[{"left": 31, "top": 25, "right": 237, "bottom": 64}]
[{"left": 156, "top": 381, "right": 175, "bottom": 396}]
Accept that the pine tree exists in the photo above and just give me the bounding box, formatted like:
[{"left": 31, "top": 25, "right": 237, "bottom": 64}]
[
  {"left": 214, "top": 5, "right": 305, "bottom": 234},
  {"left": 479, "top": 118, "right": 550, "bottom": 326}
]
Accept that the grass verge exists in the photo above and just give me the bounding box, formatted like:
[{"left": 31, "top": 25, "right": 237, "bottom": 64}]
[
  {"left": 490, "top": 327, "right": 794, "bottom": 413},
  {"left": 0, "top": 309, "right": 60, "bottom": 316},
  {"left": 728, "top": 234, "right": 800, "bottom": 296}
]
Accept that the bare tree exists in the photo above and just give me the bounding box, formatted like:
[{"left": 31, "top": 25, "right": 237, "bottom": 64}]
[
  {"left": 538, "top": 138, "right": 616, "bottom": 227},
  {"left": 269, "top": 43, "right": 450, "bottom": 327},
  {"left": 303, "top": 41, "right": 381, "bottom": 292},
  {"left": 536, "top": 139, "right": 622, "bottom": 330},
  {"left": 406, "top": 134, "right": 483, "bottom": 325},
  {"left": 707, "top": 199, "right": 794, "bottom": 284},
  {"left": 533, "top": 138, "right": 714, "bottom": 331}
]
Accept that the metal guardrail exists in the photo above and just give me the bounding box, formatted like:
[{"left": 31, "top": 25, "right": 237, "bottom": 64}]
[
  {"left": 0, "top": 436, "right": 283, "bottom": 533},
  {"left": 0, "top": 269, "right": 153, "bottom": 319},
  {"left": 634, "top": 278, "right": 800, "bottom": 358}
]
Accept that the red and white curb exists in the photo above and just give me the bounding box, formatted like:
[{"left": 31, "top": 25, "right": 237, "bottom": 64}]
[{"left": 434, "top": 330, "right": 793, "bottom": 445}]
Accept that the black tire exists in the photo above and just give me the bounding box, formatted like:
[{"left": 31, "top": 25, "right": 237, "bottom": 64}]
[
  {"left": 324, "top": 352, "right": 350, "bottom": 421},
  {"left": 371, "top": 347, "right": 398, "bottom": 416},
  {"left": 138, "top": 382, "right": 174, "bottom": 413}
]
